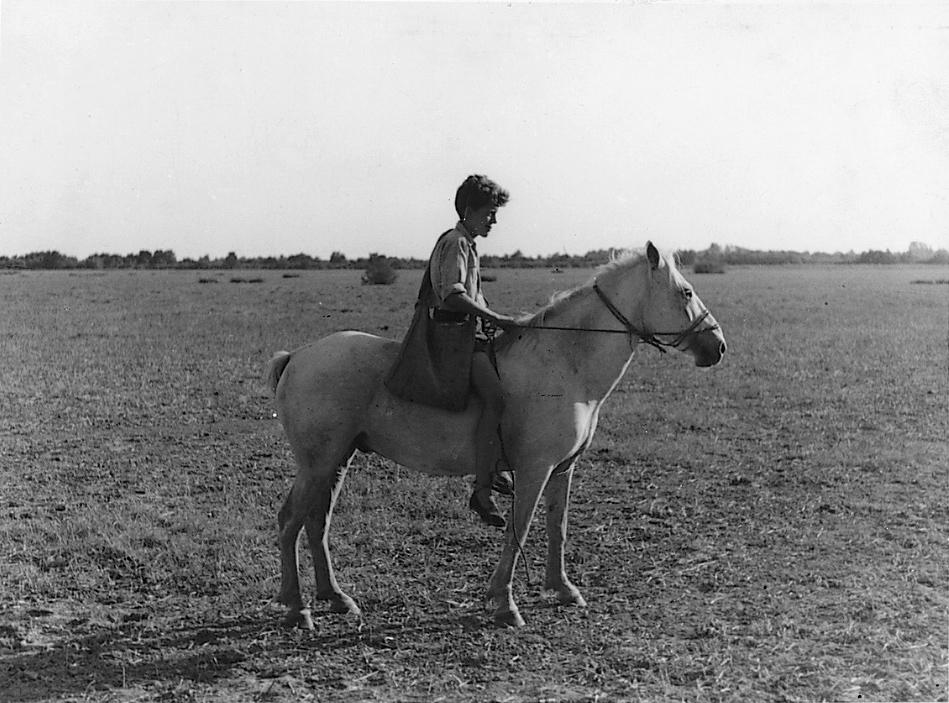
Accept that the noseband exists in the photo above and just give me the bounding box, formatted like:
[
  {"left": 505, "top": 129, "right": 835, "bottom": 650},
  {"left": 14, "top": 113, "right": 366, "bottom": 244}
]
[{"left": 592, "top": 279, "right": 715, "bottom": 353}]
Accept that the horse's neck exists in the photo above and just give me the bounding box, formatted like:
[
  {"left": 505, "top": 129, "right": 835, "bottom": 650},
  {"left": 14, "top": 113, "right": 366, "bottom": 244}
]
[{"left": 526, "top": 269, "right": 645, "bottom": 399}]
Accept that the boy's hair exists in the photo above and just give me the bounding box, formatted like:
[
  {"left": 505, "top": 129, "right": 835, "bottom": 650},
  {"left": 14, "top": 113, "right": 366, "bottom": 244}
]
[{"left": 454, "top": 175, "right": 510, "bottom": 218}]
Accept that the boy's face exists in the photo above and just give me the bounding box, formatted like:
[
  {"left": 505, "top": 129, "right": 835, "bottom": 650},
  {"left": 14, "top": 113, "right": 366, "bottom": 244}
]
[{"left": 466, "top": 204, "right": 498, "bottom": 238}]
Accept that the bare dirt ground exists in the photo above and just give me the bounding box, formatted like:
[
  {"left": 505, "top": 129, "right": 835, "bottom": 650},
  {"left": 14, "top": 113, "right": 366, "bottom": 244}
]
[{"left": 1, "top": 265, "right": 946, "bottom": 702}]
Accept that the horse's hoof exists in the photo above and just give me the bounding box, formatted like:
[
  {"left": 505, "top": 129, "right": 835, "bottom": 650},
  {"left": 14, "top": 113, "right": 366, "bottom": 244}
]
[
  {"left": 545, "top": 581, "right": 588, "bottom": 608},
  {"left": 557, "top": 590, "right": 587, "bottom": 608},
  {"left": 564, "top": 593, "right": 587, "bottom": 608},
  {"left": 493, "top": 608, "right": 525, "bottom": 628},
  {"left": 328, "top": 596, "right": 361, "bottom": 616},
  {"left": 281, "top": 608, "right": 315, "bottom": 630}
]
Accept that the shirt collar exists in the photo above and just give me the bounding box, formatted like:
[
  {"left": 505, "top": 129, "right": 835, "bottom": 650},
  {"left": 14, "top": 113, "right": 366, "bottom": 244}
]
[{"left": 456, "top": 220, "right": 476, "bottom": 245}]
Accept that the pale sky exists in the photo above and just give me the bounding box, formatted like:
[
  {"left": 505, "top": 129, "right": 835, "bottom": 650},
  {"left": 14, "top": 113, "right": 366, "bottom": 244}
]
[{"left": 1, "top": 1, "right": 946, "bottom": 260}]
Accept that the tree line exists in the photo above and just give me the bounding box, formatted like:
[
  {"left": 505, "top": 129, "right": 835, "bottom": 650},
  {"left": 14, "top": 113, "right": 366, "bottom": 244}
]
[{"left": 2, "top": 242, "right": 946, "bottom": 270}]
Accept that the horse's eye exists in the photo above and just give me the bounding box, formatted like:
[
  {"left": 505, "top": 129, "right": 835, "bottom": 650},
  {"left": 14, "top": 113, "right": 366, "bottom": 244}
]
[{"left": 682, "top": 288, "right": 693, "bottom": 301}]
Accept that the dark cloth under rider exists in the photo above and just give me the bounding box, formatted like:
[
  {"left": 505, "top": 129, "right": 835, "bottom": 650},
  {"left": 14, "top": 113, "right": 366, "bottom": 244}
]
[{"left": 384, "top": 224, "right": 489, "bottom": 411}]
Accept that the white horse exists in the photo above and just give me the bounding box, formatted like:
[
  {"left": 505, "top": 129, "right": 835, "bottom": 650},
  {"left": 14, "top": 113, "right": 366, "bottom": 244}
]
[{"left": 266, "top": 242, "right": 725, "bottom": 628}]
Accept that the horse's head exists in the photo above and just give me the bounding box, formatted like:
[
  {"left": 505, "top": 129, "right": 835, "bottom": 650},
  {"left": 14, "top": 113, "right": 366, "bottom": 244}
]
[{"left": 630, "top": 241, "right": 726, "bottom": 367}]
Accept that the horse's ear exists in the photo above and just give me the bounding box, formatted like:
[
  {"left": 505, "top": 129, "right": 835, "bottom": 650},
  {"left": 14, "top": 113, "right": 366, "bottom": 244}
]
[{"left": 646, "top": 241, "right": 661, "bottom": 270}]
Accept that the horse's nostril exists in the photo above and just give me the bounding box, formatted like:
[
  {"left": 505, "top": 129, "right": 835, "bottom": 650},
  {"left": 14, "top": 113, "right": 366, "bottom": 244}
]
[{"left": 719, "top": 341, "right": 727, "bottom": 356}]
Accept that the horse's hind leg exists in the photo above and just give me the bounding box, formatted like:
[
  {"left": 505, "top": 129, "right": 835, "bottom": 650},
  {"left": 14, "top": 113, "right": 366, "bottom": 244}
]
[
  {"left": 543, "top": 460, "right": 587, "bottom": 608},
  {"left": 277, "top": 444, "right": 358, "bottom": 628},
  {"left": 302, "top": 451, "right": 361, "bottom": 617},
  {"left": 277, "top": 477, "right": 314, "bottom": 628}
]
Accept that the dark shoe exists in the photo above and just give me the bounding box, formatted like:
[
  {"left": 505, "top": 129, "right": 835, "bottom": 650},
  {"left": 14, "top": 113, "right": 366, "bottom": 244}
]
[
  {"left": 469, "top": 491, "right": 506, "bottom": 528},
  {"left": 492, "top": 470, "right": 514, "bottom": 496}
]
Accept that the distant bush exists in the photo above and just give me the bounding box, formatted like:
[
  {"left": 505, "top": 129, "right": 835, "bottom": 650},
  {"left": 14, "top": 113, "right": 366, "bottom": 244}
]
[
  {"left": 926, "top": 250, "right": 949, "bottom": 264},
  {"left": 363, "top": 254, "right": 398, "bottom": 285},
  {"left": 693, "top": 260, "right": 726, "bottom": 274}
]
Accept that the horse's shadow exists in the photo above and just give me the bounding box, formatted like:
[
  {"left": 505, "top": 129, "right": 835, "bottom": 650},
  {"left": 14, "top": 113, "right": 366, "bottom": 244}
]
[
  {"left": 0, "top": 599, "right": 560, "bottom": 700},
  {"left": 1, "top": 616, "right": 262, "bottom": 701}
]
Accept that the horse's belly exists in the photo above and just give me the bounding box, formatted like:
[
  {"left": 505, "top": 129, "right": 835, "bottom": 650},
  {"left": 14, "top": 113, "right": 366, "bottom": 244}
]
[{"left": 363, "top": 389, "right": 480, "bottom": 477}]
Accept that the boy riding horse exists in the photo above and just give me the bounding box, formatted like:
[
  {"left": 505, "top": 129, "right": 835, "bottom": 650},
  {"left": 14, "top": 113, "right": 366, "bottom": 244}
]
[{"left": 386, "top": 175, "right": 521, "bottom": 527}]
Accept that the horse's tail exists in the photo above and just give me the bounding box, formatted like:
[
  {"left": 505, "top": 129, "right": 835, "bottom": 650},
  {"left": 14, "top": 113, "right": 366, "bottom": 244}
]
[{"left": 265, "top": 351, "right": 292, "bottom": 395}]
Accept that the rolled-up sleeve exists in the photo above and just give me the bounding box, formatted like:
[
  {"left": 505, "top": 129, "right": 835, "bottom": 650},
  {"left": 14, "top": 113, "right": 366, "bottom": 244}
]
[{"left": 430, "top": 234, "right": 472, "bottom": 305}]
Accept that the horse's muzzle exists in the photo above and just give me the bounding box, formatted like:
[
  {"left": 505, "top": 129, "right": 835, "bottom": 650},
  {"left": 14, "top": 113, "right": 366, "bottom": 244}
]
[{"left": 691, "top": 331, "right": 726, "bottom": 367}]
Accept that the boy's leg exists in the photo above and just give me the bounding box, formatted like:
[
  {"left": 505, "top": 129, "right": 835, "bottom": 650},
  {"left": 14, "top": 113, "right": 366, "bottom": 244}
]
[{"left": 470, "top": 351, "right": 506, "bottom": 527}]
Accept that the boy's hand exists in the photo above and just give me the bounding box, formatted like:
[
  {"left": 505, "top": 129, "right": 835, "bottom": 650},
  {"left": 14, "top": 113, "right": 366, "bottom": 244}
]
[{"left": 493, "top": 315, "right": 522, "bottom": 332}]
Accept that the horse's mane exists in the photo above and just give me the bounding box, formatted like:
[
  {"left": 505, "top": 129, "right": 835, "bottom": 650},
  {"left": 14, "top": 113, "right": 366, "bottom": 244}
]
[{"left": 494, "top": 249, "right": 657, "bottom": 352}]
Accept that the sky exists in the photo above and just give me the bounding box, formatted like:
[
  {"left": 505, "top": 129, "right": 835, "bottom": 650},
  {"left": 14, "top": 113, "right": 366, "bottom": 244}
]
[{"left": 1, "top": 1, "right": 947, "bottom": 261}]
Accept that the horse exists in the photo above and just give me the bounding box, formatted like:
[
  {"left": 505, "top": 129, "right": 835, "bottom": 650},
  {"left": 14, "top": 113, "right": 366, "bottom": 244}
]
[{"left": 266, "top": 242, "right": 726, "bottom": 628}]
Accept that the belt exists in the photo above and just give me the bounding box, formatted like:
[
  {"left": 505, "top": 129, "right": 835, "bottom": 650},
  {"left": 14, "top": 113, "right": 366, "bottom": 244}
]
[{"left": 431, "top": 308, "right": 470, "bottom": 323}]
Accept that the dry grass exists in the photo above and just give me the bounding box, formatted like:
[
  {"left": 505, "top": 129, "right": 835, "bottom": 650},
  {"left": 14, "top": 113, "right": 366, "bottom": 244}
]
[{"left": 0, "top": 265, "right": 946, "bottom": 702}]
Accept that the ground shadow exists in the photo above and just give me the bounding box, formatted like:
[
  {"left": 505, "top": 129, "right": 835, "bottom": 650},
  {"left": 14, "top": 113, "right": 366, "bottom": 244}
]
[{"left": 0, "top": 600, "right": 533, "bottom": 701}]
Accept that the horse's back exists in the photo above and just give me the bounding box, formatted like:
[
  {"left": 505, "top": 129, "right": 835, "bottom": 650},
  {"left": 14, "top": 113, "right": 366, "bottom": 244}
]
[
  {"left": 290, "top": 330, "right": 397, "bottom": 371},
  {"left": 275, "top": 331, "right": 399, "bottom": 437},
  {"left": 272, "top": 330, "right": 480, "bottom": 476}
]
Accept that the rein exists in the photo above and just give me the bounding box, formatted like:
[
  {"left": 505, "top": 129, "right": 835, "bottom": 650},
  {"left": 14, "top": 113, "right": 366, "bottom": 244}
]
[{"left": 520, "top": 278, "right": 716, "bottom": 353}]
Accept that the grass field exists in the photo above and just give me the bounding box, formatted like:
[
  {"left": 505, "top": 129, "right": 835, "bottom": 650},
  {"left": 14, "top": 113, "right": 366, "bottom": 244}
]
[{"left": 1, "top": 264, "right": 946, "bottom": 702}]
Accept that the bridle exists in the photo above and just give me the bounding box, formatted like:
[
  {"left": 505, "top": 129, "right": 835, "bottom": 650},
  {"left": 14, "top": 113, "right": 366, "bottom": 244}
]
[
  {"left": 592, "top": 279, "right": 714, "bottom": 353},
  {"left": 521, "top": 278, "right": 717, "bottom": 354}
]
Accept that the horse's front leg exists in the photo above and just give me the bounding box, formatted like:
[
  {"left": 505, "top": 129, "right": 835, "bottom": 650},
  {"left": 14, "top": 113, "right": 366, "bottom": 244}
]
[
  {"left": 543, "top": 461, "right": 587, "bottom": 608},
  {"left": 486, "top": 470, "right": 550, "bottom": 627}
]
